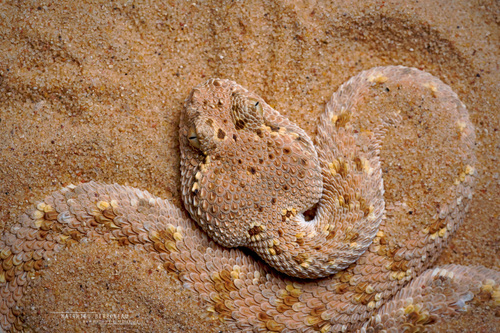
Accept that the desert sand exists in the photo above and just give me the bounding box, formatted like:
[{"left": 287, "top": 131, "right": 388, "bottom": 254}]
[{"left": 0, "top": 0, "right": 498, "bottom": 332}]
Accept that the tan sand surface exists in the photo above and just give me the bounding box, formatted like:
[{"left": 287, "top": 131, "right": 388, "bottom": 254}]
[{"left": 0, "top": 0, "right": 498, "bottom": 331}]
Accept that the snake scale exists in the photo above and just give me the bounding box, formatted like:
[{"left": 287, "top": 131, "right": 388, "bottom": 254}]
[{"left": 0, "top": 66, "right": 499, "bottom": 332}]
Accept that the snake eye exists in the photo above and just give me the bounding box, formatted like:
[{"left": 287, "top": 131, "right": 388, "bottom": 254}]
[
  {"left": 253, "top": 101, "right": 263, "bottom": 117},
  {"left": 187, "top": 126, "right": 201, "bottom": 149},
  {"left": 230, "top": 93, "right": 265, "bottom": 131}
]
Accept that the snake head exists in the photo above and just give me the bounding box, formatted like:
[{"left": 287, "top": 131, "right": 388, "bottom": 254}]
[
  {"left": 179, "top": 78, "right": 323, "bottom": 250},
  {"left": 180, "top": 79, "right": 266, "bottom": 158}
]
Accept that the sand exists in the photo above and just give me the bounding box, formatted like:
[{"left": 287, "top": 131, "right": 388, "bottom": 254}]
[{"left": 0, "top": 0, "right": 498, "bottom": 331}]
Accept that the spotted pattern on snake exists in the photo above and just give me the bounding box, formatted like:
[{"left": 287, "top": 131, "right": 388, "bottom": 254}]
[{"left": 0, "top": 66, "right": 499, "bottom": 332}]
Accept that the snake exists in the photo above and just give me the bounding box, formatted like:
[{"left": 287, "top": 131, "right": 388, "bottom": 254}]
[{"left": 0, "top": 66, "right": 499, "bottom": 332}]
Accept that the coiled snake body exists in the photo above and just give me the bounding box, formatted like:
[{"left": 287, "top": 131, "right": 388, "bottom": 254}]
[{"left": 0, "top": 66, "right": 499, "bottom": 332}]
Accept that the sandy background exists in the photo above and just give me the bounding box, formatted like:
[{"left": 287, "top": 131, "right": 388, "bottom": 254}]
[{"left": 0, "top": 0, "right": 499, "bottom": 331}]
